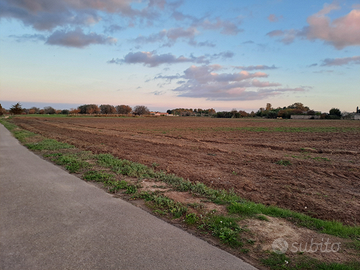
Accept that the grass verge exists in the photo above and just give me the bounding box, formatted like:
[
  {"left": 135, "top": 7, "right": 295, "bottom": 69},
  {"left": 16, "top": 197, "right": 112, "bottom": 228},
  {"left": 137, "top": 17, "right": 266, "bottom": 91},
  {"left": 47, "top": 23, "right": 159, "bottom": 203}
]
[{"left": 262, "top": 252, "right": 360, "bottom": 270}]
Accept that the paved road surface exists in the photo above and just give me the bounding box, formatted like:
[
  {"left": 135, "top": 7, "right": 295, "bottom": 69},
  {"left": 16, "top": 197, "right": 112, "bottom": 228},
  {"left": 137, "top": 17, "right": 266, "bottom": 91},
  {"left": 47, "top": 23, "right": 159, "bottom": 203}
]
[{"left": 0, "top": 124, "right": 258, "bottom": 270}]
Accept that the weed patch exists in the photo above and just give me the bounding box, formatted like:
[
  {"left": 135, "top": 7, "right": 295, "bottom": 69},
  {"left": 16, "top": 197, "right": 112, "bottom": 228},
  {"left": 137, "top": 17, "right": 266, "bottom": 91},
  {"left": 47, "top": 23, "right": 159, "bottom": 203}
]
[
  {"left": 26, "top": 139, "right": 74, "bottom": 151},
  {"left": 83, "top": 170, "right": 115, "bottom": 182},
  {"left": 96, "top": 154, "right": 155, "bottom": 178},
  {"left": 53, "top": 154, "right": 91, "bottom": 173},
  {"left": 135, "top": 192, "right": 187, "bottom": 219},
  {"left": 276, "top": 159, "right": 292, "bottom": 166},
  {"left": 185, "top": 213, "right": 199, "bottom": 225},
  {"left": 203, "top": 215, "right": 243, "bottom": 247}
]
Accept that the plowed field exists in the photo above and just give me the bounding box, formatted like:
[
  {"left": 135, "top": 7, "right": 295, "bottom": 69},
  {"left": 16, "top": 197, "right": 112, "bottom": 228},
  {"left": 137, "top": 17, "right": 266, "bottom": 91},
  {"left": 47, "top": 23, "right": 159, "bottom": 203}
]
[{"left": 12, "top": 117, "right": 360, "bottom": 225}]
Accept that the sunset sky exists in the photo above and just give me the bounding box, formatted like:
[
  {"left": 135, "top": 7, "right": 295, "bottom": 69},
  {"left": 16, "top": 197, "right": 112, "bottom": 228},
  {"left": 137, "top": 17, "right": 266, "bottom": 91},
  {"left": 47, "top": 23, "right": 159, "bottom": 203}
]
[{"left": 1, "top": 0, "right": 359, "bottom": 113}]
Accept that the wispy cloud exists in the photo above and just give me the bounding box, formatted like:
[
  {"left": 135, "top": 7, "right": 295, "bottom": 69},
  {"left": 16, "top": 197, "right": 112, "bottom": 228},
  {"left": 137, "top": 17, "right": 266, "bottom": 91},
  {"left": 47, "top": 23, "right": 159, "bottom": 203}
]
[
  {"left": 234, "top": 65, "right": 278, "bottom": 71},
  {"left": 268, "top": 14, "right": 282, "bottom": 22},
  {"left": 9, "top": 34, "right": 46, "bottom": 42},
  {"left": 151, "top": 90, "right": 166, "bottom": 95},
  {"left": 321, "top": 56, "right": 360, "bottom": 66},
  {"left": 153, "top": 64, "right": 305, "bottom": 101},
  {"left": 46, "top": 28, "right": 117, "bottom": 48},
  {"left": 104, "top": 24, "right": 124, "bottom": 33},
  {"left": 0, "top": 0, "right": 165, "bottom": 31},
  {"left": 173, "top": 11, "right": 243, "bottom": 35},
  {"left": 192, "top": 18, "right": 243, "bottom": 35},
  {"left": 109, "top": 51, "right": 234, "bottom": 67},
  {"left": 266, "top": 30, "right": 284, "bottom": 37},
  {"left": 313, "top": 70, "right": 334, "bottom": 73},
  {"left": 241, "top": 40, "right": 255, "bottom": 44},
  {"left": 267, "top": 3, "right": 360, "bottom": 49},
  {"left": 211, "top": 51, "right": 234, "bottom": 59},
  {"left": 188, "top": 40, "right": 216, "bottom": 47},
  {"left": 132, "top": 12, "right": 242, "bottom": 47},
  {"left": 132, "top": 27, "right": 198, "bottom": 46},
  {"left": 108, "top": 51, "right": 209, "bottom": 67},
  {"left": 266, "top": 29, "right": 303, "bottom": 45}
]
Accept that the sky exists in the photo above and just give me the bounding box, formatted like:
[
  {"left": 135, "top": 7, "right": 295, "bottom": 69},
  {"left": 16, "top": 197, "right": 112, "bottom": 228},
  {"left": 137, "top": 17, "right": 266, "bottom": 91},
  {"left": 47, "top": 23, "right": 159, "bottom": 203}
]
[{"left": 0, "top": 0, "right": 359, "bottom": 113}]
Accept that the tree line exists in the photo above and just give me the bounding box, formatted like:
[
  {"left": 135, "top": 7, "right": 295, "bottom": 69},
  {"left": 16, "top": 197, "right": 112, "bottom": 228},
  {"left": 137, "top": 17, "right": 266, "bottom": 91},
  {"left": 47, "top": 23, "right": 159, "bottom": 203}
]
[
  {"left": 253, "top": 103, "right": 342, "bottom": 119},
  {"left": 167, "top": 108, "right": 216, "bottom": 116},
  {"left": 0, "top": 102, "right": 347, "bottom": 119},
  {"left": 167, "top": 103, "right": 344, "bottom": 119},
  {"left": 0, "top": 103, "right": 150, "bottom": 116}
]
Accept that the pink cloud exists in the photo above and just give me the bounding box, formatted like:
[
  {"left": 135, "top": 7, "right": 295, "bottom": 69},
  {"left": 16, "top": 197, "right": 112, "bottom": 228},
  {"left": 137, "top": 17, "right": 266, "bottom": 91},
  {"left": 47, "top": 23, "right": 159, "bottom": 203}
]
[
  {"left": 266, "top": 30, "right": 284, "bottom": 37},
  {"left": 46, "top": 28, "right": 116, "bottom": 48},
  {"left": 306, "top": 4, "right": 360, "bottom": 49},
  {"left": 108, "top": 51, "right": 209, "bottom": 67},
  {"left": 166, "top": 27, "right": 198, "bottom": 41},
  {"left": 251, "top": 79, "right": 281, "bottom": 87},
  {"left": 234, "top": 65, "right": 278, "bottom": 71},
  {"left": 162, "top": 65, "right": 305, "bottom": 101},
  {"left": 268, "top": 14, "right": 282, "bottom": 22},
  {"left": 267, "top": 3, "right": 360, "bottom": 49}
]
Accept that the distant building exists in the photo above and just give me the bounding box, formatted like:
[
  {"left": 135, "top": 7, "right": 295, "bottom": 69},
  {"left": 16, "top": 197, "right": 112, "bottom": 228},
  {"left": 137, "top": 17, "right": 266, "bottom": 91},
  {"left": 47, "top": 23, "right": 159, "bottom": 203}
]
[
  {"left": 354, "top": 106, "right": 360, "bottom": 120},
  {"left": 344, "top": 107, "right": 360, "bottom": 120}
]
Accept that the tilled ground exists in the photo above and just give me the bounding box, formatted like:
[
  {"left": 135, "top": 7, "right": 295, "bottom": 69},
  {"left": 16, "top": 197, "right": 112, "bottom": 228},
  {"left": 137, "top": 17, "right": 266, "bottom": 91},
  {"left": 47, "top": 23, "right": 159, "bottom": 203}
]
[{"left": 12, "top": 116, "right": 360, "bottom": 225}]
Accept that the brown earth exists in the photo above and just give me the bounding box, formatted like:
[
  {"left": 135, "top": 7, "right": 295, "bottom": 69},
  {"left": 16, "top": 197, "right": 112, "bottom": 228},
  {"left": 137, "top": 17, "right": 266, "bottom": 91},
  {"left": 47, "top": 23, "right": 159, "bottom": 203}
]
[{"left": 11, "top": 116, "right": 360, "bottom": 225}]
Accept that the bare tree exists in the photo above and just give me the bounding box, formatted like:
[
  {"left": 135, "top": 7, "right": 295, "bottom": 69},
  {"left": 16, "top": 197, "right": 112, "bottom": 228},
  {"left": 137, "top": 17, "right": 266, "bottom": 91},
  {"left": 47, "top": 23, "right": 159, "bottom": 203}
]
[{"left": 133, "top": 105, "right": 150, "bottom": 115}]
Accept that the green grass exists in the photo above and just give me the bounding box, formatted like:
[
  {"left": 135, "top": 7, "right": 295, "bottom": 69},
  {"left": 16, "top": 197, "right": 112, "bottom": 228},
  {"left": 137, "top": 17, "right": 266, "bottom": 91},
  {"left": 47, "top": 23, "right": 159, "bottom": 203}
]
[
  {"left": 26, "top": 139, "right": 74, "bottom": 150},
  {"left": 276, "top": 159, "right": 292, "bottom": 166},
  {"left": 313, "top": 157, "right": 331, "bottom": 162},
  {"left": 227, "top": 201, "right": 360, "bottom": 238},
  {"left": 262, "top": 252, "right": 360, "bottom": 270},
  {"left": 203, "top": 215, "right": 243, "bottom": 247},
  {"left": 345, "top": 240, "right": 360, "bottom": 251},
  {"left": 0, "top": 119, "right": 36, "bottom": 142},
  {"left": 96, "top": 154, "right": 155, "bottom": 178},
  {"left": 185, "top": 213, "right": 199, "bottom": 225},
  {"left": 83, "top": 170, "right": 115, "bottom": 182},
  {"left": 83, "top": 170, "right": 129, "bottom": 193},
  {"left": 13, "top": 114, "right": 69, "bottom": 118},
  {"left": 256, "top": 215, "right": 269, "bottom": 221},
  {"left": 53, "top": 154, "right": 91, "bottom": 173},
  {"left": 137, "top": 192, "right": 188, "bottom": 219},
  {"left": 290, "top": 154, "right": 331, "bottom": 162}
]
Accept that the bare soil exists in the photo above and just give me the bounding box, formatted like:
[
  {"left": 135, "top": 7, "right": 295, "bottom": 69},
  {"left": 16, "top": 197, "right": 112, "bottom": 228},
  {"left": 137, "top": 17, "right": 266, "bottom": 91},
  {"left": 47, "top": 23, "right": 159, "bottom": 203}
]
[{"left": 12, "top": 117, "right": 360, "bottom": 225}]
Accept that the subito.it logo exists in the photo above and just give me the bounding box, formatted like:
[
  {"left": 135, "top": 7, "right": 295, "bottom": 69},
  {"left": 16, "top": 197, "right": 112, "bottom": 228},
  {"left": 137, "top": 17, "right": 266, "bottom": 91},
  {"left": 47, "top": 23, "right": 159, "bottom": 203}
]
[{"left": 272, "top": 238, "right": 289, "bottom": 254}]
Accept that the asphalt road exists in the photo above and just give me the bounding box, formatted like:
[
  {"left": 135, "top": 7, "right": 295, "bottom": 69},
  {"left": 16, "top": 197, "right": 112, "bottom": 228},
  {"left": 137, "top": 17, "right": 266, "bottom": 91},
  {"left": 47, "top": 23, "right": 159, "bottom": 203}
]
[{"left": 0, "top": 123, "right": 258, "bottom": 270}]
